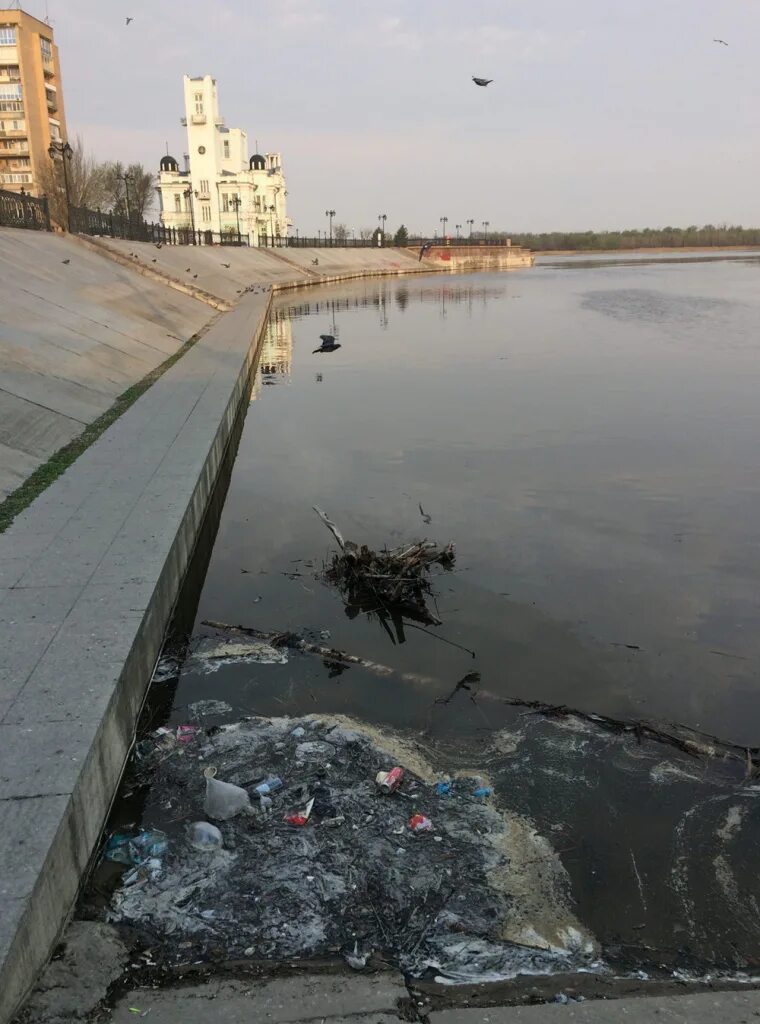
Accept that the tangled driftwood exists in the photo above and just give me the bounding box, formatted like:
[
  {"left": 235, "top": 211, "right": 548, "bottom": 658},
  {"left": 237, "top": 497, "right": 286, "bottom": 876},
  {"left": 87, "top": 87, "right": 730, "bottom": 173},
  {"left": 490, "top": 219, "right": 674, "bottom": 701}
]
[{"left": 313, "top": 506, "right": 455, "bottom": 631}]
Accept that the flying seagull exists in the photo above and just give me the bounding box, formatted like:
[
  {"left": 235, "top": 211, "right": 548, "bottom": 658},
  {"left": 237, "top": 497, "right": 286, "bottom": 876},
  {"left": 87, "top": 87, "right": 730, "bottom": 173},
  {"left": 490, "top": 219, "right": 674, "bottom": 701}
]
[
  {"left": 311, "top": 257, "right": 320, "bottom": 265},
  {"left": 126, "top": 17, "right": 134, "bottom": 26},
  {"left": 419, "top": 503, "right": 432, "bottom": 525},
  {"left": 472, "top": 76, "right": 493, "bottom": 87},
  {"left": 221, "top": 262, "right": 231, "bottom": 268},
  {"left": 319, "top": 334, "right": 336, "bottom": 344},
  {"left": 61, "top": 258, "right": 70, "bottom": 265},
  {"left": 713, "top": 38, "right": 728, "bottom": 46}
]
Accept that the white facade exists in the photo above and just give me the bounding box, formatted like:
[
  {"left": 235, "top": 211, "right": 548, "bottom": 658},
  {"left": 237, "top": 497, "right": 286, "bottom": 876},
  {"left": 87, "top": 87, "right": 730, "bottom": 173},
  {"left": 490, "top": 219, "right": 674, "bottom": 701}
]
[{"left": 157, "top": 75, "right": 290, "bottom": 245}]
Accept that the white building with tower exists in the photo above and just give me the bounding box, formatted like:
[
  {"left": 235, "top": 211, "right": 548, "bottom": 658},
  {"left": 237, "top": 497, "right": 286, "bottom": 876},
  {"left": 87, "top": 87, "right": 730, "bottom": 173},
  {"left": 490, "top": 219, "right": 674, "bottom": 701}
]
[{"left": 157, "top": 74, "right": 290, "bottom": 246}]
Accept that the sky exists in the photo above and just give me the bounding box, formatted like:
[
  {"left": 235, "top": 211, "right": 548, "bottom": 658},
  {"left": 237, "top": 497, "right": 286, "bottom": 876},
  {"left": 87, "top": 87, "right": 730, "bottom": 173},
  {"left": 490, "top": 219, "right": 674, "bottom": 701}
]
[{"left": 24, "top": 0, "right": 760, "bottom": 234}]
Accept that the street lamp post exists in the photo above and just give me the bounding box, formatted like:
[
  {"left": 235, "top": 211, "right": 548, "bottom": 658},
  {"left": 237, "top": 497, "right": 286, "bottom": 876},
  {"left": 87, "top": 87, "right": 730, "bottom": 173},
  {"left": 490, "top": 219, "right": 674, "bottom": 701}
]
[
  {"left": 47, "top": 140, "right": 73, "bottom": 232},
  {"left": 230, "top": 193, "right": 242, "bottom": 243},
  {"left": 482, "top": 220, "right": 490, "bottom": 243},
  {"left": 466, "top": 218, "right": 474, "bottom": 238},
  {"left": 455, "top": 223, "right": 461, "bottom": 239},
  {"left": 325, "top": 208, "right": 335, "bottom": 244},
  {"left": 269, "top": 204, "right": 276, "bottom": 246},
  {"left": 118, "top": 173, "right": 134, "bottom": 226},
  {"left": 183, "top": 185, "right": 196, "bottom": 242},
  {"left": 378, "top": 213, "right": 387, "bottom": 240},
  {"left": 440, "top": 216, "right": 448, "bottom": 239}
]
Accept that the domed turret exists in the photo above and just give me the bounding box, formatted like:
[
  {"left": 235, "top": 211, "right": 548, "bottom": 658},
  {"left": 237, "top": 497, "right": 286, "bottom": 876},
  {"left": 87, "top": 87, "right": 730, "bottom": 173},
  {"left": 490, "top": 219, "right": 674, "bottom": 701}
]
[
  {"left": 160, "top": 155, "right": 179, "bottom": 172},
  {"left": 249, "top": 154, "right": 266, "bottom": 171}
]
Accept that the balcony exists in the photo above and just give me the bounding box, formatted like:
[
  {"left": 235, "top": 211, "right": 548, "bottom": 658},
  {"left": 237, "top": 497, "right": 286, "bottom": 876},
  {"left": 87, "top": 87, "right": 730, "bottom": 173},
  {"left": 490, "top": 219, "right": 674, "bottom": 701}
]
[
  {"left": 0, "top": 146, "right": 29, "bottom": 157},
  {"left": 191, "top": 113, "right": 206, "bottom": 125},
  {"left": 0, "top": 128, "right": 26, "bottom": 138}
]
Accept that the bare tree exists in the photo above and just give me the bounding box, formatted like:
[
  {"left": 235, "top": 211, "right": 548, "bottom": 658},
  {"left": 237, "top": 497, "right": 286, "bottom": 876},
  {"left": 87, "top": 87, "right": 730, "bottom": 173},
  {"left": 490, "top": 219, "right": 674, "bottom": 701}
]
[
  {"left": 37, "top": 136, "right": 107, "bottom": 228},
  {"left": 102, "top": 161, "right": 156, "bottom": 220},
  {"left": 358, "top": 227, "right": 375, "bottom": 241},
  {"left": 334, "top": 222, "right": 349, "bottom": 243}
]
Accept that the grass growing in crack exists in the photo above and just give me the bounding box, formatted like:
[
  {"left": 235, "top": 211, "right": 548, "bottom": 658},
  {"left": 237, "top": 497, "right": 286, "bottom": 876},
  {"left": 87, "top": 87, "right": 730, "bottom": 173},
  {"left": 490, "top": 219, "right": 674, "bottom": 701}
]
[{"left": 0, "top": 320, "right": 217, "bottom": 535}]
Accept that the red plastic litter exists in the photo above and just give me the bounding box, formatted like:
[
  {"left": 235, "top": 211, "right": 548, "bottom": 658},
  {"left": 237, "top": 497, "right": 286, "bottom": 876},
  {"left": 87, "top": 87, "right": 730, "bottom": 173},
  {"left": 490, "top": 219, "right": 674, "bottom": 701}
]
[{"left": 409, "top": 814, "right": 433, "bottom": 833}]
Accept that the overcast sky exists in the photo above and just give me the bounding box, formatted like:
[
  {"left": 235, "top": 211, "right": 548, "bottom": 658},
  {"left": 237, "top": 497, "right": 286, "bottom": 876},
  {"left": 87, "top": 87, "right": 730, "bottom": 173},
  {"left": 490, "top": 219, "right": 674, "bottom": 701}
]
[{"left": 30, "top": 0, "right": 760, "bottom": 234}]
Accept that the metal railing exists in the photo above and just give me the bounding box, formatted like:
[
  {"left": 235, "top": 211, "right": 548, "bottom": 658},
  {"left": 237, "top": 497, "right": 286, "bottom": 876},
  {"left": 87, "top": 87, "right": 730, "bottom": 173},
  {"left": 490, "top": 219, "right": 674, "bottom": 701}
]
[
  {"left": 0, "top": 187, "right": 50, "bottom": 231},
  {"left": 69, "top": 206, "right": 252, "bottom": 247}
]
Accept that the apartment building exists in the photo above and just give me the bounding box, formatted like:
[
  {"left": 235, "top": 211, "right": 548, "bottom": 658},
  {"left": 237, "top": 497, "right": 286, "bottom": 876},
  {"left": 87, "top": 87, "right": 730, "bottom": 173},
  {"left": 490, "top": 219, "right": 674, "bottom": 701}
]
[{"left": 0, "top": 8, "right": 67, "bottom": 194}]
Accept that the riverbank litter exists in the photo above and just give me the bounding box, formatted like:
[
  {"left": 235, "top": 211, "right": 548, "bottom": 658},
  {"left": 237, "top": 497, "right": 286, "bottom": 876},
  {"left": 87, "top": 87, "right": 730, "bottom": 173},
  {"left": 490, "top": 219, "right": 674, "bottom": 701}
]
[{"left": 102, "top": 715, "right": 596, "bottom": 982}]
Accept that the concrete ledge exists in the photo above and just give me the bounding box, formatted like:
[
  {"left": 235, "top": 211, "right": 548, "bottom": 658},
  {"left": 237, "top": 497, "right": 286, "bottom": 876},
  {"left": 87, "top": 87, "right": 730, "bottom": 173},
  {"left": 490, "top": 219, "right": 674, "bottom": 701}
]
[
  {"left": 0, "top": 291, "right": 272, "bottom": 1023},
  {"left": 429, "top": 989, "right": 760, "bottom": 1023}
]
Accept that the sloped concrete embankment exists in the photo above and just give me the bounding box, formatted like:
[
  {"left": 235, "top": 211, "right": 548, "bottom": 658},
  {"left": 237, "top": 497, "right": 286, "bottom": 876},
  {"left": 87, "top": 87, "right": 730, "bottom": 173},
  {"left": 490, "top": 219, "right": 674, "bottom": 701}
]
[{"left": 0, "top": 228, "right": 215, "bottom": 502}]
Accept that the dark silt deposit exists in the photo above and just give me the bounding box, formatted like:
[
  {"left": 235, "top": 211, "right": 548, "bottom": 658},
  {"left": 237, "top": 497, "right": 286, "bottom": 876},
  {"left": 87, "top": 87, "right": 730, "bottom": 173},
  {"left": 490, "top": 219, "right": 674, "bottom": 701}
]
[{"left": 82, "top": 259, "right": 760, "bottom": 992}]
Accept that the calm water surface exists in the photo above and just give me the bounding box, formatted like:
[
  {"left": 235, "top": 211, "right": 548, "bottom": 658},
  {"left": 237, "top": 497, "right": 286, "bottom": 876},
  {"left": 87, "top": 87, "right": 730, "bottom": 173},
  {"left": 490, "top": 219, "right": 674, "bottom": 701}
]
[{"left": 176, "top": 254, "right": 760, "bottom": 746}]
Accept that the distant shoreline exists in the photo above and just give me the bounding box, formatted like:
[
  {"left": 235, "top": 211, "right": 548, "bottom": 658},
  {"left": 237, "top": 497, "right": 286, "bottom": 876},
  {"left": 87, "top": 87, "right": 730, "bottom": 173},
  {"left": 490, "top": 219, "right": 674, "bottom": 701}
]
[{"left": 536, "top": 245, "right": 760, "bottom": 256}]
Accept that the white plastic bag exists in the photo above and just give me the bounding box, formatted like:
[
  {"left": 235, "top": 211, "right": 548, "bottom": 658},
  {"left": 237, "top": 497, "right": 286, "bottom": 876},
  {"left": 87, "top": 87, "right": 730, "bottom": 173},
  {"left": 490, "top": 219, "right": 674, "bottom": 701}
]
[{"left": 203, "top": 767, "right": 251, "bottom": 820}]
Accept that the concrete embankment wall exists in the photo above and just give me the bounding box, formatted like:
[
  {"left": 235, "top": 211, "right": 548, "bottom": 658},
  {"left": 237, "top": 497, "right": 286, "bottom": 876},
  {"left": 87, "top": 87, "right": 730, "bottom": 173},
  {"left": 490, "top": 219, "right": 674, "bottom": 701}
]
[
  {"left": 0, "top": 231, "right": 533, "bottom": 1022},
  {"left": 0, "top": 228, "right": 215, "bottom": 501},
  {"left": 411, "top": 244, "right": 535, "bottom": 271}
]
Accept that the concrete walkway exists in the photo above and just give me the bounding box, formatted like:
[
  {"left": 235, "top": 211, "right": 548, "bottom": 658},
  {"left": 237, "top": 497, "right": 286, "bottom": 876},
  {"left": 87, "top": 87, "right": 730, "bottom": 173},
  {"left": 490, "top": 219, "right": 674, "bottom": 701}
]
[
  {"left": 0, "top": 288, "right": 272, "bottom": 1023},
  {"left": 0, "top": 228, "right": 213, "bottom": 501}
]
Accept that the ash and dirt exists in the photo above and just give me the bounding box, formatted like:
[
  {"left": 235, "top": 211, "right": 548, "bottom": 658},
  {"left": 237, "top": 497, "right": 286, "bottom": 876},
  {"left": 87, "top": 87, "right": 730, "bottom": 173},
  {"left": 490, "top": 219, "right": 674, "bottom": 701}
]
[{"left": 99, "top": 714, "right": 598, "bottom": 985}]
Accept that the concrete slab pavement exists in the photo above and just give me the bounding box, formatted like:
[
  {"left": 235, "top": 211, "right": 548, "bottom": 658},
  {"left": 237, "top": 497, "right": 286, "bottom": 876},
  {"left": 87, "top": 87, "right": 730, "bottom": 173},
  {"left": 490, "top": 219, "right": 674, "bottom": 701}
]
[
  {"left": 107, "top": 974, "right": 410, "bottom": 1024},
  {"left": 429, "top": 990, "right": 760, "bottom": 1022},
  {"left": 0, "top": 289, "right": 272, "bottom": 1023}
]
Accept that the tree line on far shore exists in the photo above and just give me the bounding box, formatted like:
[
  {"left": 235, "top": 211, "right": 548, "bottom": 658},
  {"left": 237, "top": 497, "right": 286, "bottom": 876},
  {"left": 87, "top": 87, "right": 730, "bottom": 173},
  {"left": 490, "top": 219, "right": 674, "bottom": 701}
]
[{"left": 491, "top": 225, "right": 760, "bottom": 251}]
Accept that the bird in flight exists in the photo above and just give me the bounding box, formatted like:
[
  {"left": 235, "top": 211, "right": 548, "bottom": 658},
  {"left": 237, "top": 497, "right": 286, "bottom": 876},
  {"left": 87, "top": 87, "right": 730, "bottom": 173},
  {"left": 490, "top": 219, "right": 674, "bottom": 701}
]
[
  {"left": 61, "top": 258, "right": 70, "bottom": 265},
  {"left": 126, "top": 17, "right": 134, "bottom": 26},
  {"left": 221, "top": 262, "right": 231, "bottom": 269},
  {"left": 419, "top": 503, "right": 432, "bottom": 525},
  {"left": 713, "top": 38, "right": 728, "bottom": 46},
  {"left": 472, "top": 76, "right": 493, "bottom": 87},
  {"left": 311, "top": 257, "right": 320, "bottom": 265},
  {"left": 314, "top": 335, "right": 341, "bottom": 354}
]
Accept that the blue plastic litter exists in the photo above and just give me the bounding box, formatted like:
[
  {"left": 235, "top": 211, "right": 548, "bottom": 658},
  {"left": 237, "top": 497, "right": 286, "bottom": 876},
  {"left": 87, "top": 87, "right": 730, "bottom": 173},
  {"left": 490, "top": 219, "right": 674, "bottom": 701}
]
[
  {"left": 104, "top": 829, "right": 168, "bottom": 867},
  {"left": 435, "top": 781, "right": 452, "bottom": 796}
]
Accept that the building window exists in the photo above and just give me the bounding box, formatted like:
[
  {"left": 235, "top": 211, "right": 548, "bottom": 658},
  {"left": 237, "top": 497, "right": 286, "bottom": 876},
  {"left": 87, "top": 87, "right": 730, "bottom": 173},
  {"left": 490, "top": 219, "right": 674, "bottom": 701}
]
[
  {"left": 194, "top": 91, "right": 204, "bottom": 115},
  {"left": 48, "top": 121, "right": 59, "bottom": 139},
  {"left": 40, "top": 37, "right": 52, "bottom": 61},
  {"left": 174, "top": 194, "right": 182, "bottom": 212},
  {"left": 0, "top": 27, "right": 17, "bottom": 46},
  {"left": 254, "top": 196, "right": 261, "bottom": 212},
  {"left": 0, "top": 84, "right": 22, "bottom": 112},
  {"left": 199, "top": 178, "right": 209, "bottom": 193},
  {"left": 222, "top": 193, "right": 229, "bottom": 212},
  {"left": 201, "top": 203, "right": 211, "bottom": 223},
  {"left": 223, "top": 140, "right": 230, "bottom": 159}
]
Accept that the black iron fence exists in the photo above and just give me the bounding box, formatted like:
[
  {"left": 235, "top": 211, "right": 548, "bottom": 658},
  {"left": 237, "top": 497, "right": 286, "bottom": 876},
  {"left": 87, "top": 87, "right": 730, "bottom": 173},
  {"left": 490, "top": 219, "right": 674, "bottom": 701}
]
[
  {"left": 69, "top": 206, "right": 255, "bottom": 247},
  {"left": 0, "top": 188, "right": 50, "bottom": 231},
  {"left": 286, "top": 235, "right": 515, "bottom": 248}
]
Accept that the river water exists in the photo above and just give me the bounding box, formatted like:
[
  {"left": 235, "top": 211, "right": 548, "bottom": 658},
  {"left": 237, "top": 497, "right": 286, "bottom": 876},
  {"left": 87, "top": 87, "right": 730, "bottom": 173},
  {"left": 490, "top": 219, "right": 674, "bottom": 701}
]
[
  {"left": 98, "top": 253, "right": 760, "bottom": 987},
  {"left": 181, "top": 252, "right": 760, "bottom": 745}
]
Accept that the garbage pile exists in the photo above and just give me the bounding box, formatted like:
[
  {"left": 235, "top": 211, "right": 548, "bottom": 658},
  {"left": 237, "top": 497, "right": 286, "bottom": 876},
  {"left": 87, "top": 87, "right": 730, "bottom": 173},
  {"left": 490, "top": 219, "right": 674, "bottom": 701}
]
[
  {"left": 104, "top": 715, "right": 597, "bottom": 983},
  {"left": 314, "top": 506, "right": 455, "bottom": 627}
]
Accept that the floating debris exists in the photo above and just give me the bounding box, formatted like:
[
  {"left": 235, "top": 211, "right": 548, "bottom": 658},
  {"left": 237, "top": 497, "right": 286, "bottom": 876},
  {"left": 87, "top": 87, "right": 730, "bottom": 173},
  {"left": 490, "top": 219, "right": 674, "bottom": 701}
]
[{"left": 313, "top": 505, "right": 455, "bottom": 627}]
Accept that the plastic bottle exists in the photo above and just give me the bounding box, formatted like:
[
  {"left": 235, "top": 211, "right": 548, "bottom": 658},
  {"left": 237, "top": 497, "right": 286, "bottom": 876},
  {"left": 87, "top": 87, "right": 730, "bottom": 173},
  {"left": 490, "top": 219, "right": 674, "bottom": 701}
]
[
  {"left": 254, "top": 776, "right": 283, "bottom": 796},
  {"left": 203, "top": 767, "right": 252, "bottom": 820}
]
